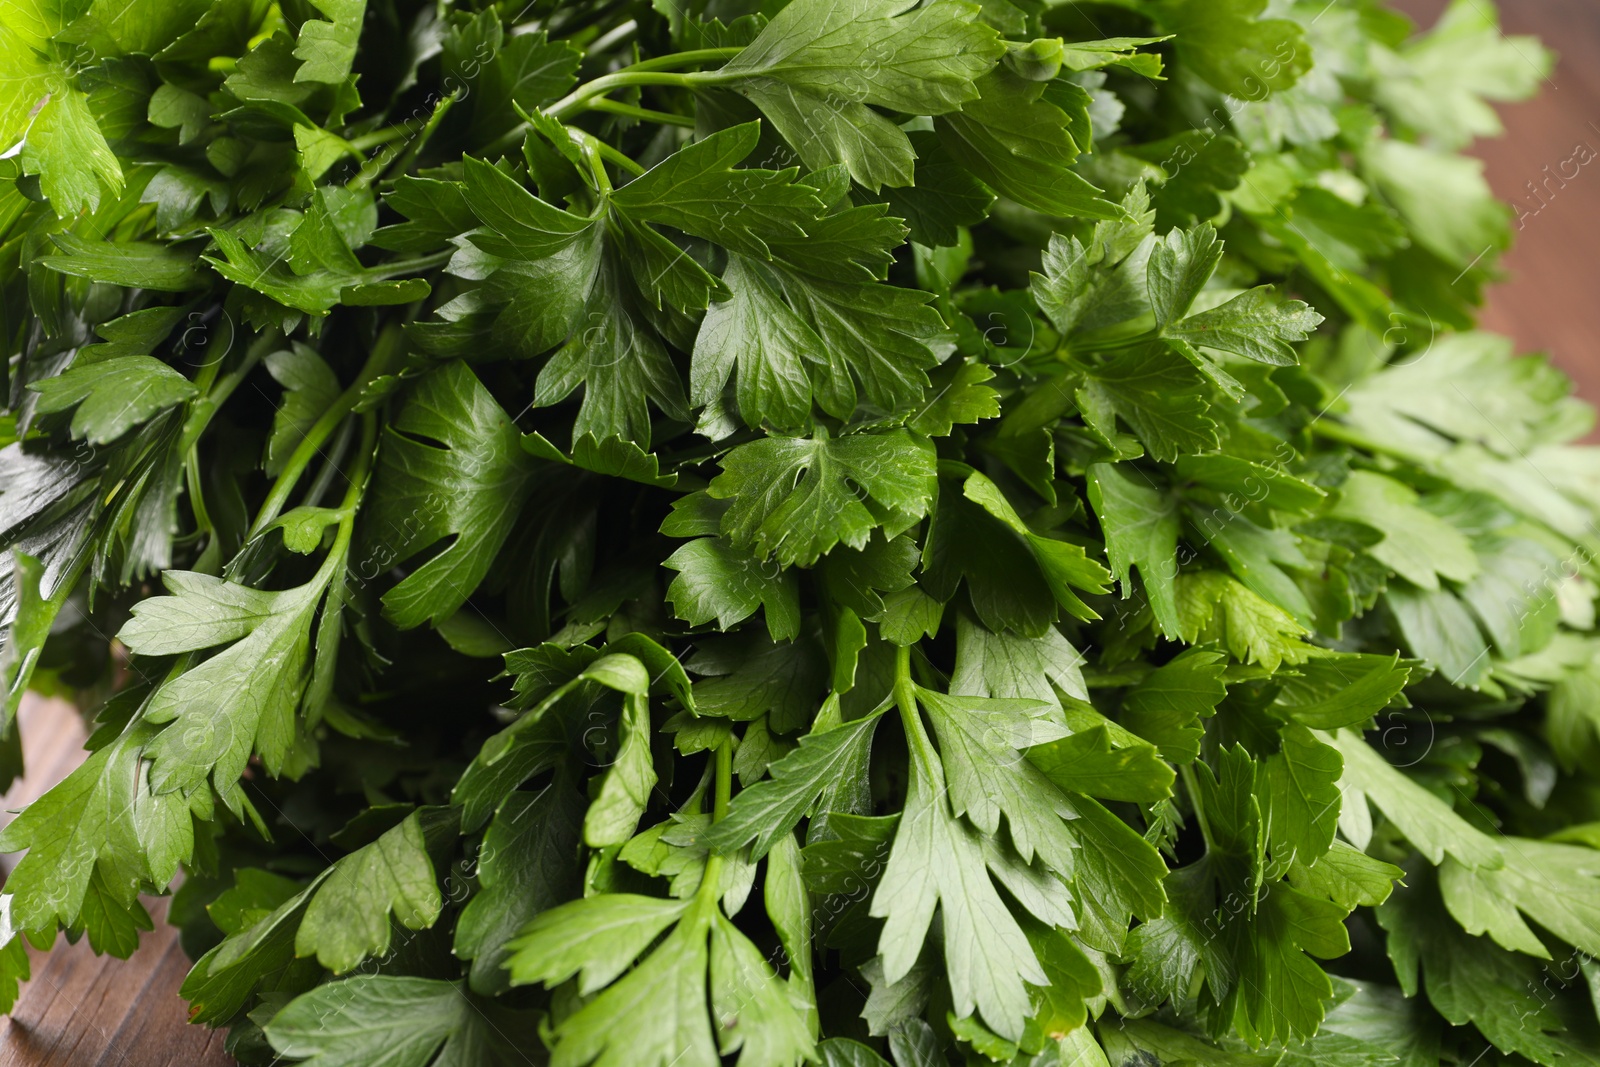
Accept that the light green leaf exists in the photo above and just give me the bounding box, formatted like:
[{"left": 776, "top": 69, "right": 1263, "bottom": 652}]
[
  {"left": 950, "top": 612, "right": 1087, "bottom": 708},
  {"left": 1162, "top": 0, "right": 1311, "bottom": 98},
  {"left": 0, "top": 719, "right": 190, "bottom": 931},
  {"left": 1147, "top": 224, "right": 1222, "bottom": 329},
  {"left": 263, "top": 344, "right": 340, "bottom": 477},
  {"left": 1120, "top": 647, "right": 1227, "bottom": 763},
  {"left": 705, "top": 710, "right": 885, "bottom": 860},
  {"left": 1324, "top": 728, "right": 1503, "bottom": 869},
  {"left": 707, "top": 0, "right": 1003, "bottom": 188},
  {"left": 871, "top": 720, "right": 1045, "bottom": 1041},
  {"left": 296, "top": 811, "right": 443, "bottom": 974},
  {"left": 1077, "top": 344, "right": 1220, "bottom": 462},
  {"left": 584, "top": 691, "right": 657, "bottom": 848},
  {"left": 21, "top": 85, "right": 123, "bottom": 216},
  {"left": 293, "top": 0, "right": 365, "bottom": 84},
  {"left": 1167, "top": 286, "right": 1323, "bottom": 366},
  {"left": 40, "top": 234, "right": 206, "bottom": 291},
  {"left": 1028, "top": 725, "right": 1174, "bottom": 804},
  {"left": 119, "top": 571, "right": 326, "bottom": 792},
  {"left": 917, "top": 686, "right": 1078, "bottom": 873},
  {"left": 1175, "top": 571, "right": 1310, "bottom": 672}
]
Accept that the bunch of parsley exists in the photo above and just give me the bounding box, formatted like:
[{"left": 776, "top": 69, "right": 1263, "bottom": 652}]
[{"left": 2, "top": 0, "right": 1598, "bottom": 1063}]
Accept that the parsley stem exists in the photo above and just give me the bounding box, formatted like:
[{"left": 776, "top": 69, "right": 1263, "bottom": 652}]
[
  {"left": 301, "top": 416, "right": 356, "bottom": 510},
  {"left": 315, "top": 411, "right": 377, "bottom": 586},
  {"left": 1179, "top": 764, "right": 1217, "bottom": 853},
  {"left": 583, "top": 135, "right": 645, "bottom": 178},
  {"left": 490, "top": 46, "right": 739, "bottom": 155},
  {"left": 616, "top": 47, "right": 744, "bottom": 73},
  {"left": 348, "top": 125, "right": 409, "bottom": 151},
  {"left": 891, "top": 645, "right": 939, "bottom": 773},
  {"left": 693, "top": 739, "right": 736, "bottom": 913},
  {"left": 713, "top": 739, "right": 733, "bottom": 823},
  {"left": 548, "top": 71, "right": 700, "bottom": 121},
  {"left": 376, "top": 92, "right": 459, "bottom": 184},
  {"left": 586, "top": 18, "right": 638, "bottom": 56},
  {"left": 893, "top": 644, "right": 915, "bottom": 705},
  {"left": 586, "top": 98, "right": 695, "bottom": 128},
  {"left": 373, "top": 250, "right": 454, "bottom": 278},
  {"left": 545, "top": 48, "right": 740, "bottom": 121},
  {"left": 1306, "top": 419, "right": 1388, "bottom": 455},
  {"left": 249, "top": 331, "right": 400, "bottom": 539}
]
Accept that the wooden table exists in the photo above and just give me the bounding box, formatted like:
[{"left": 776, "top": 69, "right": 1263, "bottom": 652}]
[
  {"left": 0, "top": 699, "right": 233, "bottom": 1065},
  {"left": 1396, "top": 0, "right": 1600, "bottom": 411},
  {"left": 3, "top": 1, "right": 1597, "bottom": 1062}
]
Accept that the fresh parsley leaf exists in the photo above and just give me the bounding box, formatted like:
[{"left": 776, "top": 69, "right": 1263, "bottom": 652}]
[
  {"left": 1087, "top": 462, "right": 1181, "bottom": 636},
  {"left": 296, "top": 810, "right": 445, "bottom": 974},
  {"left": 704, "top": 0, "right": 1002, "bottom": 189},
  {"left": 363, "top": 361, "right": 540, "bottom": 628},
  {"left": 266, "top": 975, "right": 536, "bottom": 1067},
  {"left": 710, "top": 431, "right": 936, "bottom": 567},
  {"left": 29, "top": 356, "right": 197, "bottom": 445}
]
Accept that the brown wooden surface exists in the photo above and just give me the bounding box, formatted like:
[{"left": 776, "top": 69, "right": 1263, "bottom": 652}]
[
  {"left": 2, "top": 2, "right": 1599, "bottom": 1064},
  {"left": 0, "top": 698, "right": 234, "bottom": 1067},
  {"left": 1394, "top": 0, "right": 1600, "bottom": 409},
  {"left": 0, "top": 896, "right": 231, "bottom": 1067}
]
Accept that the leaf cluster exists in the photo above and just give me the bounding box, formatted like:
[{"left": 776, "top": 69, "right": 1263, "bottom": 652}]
[{"left": 0, "top": 2, "right": 1595, "bottom": 1066}]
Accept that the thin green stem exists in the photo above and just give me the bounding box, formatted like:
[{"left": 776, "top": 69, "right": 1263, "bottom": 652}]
[
  {"left": 585, "top": 18, "right": 638, "bottom": 56},
  {"left": 349, "top": 124, "right": 410, "bottom": 151},
  {"left": 488, "top": 47, "right": 740, "bottom": 155},
  {"left": 185, "top": 451, "right": 214, "bottom": 536},
  {"left": 248, "top": 336, "right": 399, "bottom": 540},
  {"left": 547, "top": 69, "right": 700, "bottom": 121},
  {"left": 587, "top": 97, "right": 696, "bottom": 127},
  {"left": 314, "top": 411, "right": 378, "bottom": 586},
  {"left": 184, "top": 328, "right": 277, "bottom": 448},
  {"left": 300, "top": 417, "right": 356, "bottom": 511},
  {"left": 1307, "top": 419, "right": 1393, "bottom": 456},
  {"left": 180, "top": 330, "right": 274, "bottom": 546},
  {"left": 579, "top": 136, "right": 616, "bottom": 194},
  {"left": 697, "top": 737, "right": 736, "bottom": 910},
  {"left": 620, "top": 47, "right": 743, "bottom": 73},
  {"left": 379, "top": 92, "right": 459, "bottom": 183},
  {"left": 373, "top": 250, "right": 454, "bottom": 278},
  {"left": 349, "top": 142, "right": 403, "bottom": 191},
  {"left": 1179, "top": 764, "right": 1217, "bottom": 853},
  {"left": 890, "top": 645, "right": 938, "bottom": 772},
  {"left": 892, "top": 645, "right": 917, "bottom": 718},
  {"left": 713, "top": 739, "right": 733, "bottom": 823},
  {"left": 588, "top": 136, "right": 644, "bottom": 177}
]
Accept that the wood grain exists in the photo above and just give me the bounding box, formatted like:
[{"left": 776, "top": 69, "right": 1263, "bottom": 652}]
[
  {"left": 0, "top": 698, "right": 234, "bottom": 1067},
  {"left": 0, "top": 897, "right": 231, "bottom": 1067},
  {"left": 2, "top": 1, "right": 1597, "bottom": 1064}
]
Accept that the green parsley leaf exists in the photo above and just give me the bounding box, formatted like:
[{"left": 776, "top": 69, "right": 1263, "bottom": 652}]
[
  {"left": 266, "top": 975, "right": 535, "bottom": 1067},
  {"left": 296, "top": 810, "right": 444, "bottom": 974},
  {"left": 710, "top": 431, "right": 936, "bottom": 567},
  {"left": 118, "top": 570, "right": 328, "bottom": 792},
  {"left": 363, "top": 361, "right": 539, "bottom": 629},
  {"left": 29, "top": 356, "right": 197, "bottom": 445},
  {"left": 1087, "top": 462, "right": 1181, "bottom": 636},
  {"left": 705, "top": 0, "right": 1002, "bottom": 189}
]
